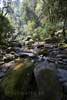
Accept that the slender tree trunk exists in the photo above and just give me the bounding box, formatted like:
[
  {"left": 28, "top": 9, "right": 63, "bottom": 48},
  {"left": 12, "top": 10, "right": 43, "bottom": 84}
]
[{"left": 63, "top": 18, "right": 66, "bottom": 41}]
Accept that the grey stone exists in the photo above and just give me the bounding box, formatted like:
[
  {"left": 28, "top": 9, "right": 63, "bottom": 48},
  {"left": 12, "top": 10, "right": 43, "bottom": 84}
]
[
  {"left": 57, "top": 69, "right": 67, "bottom": 82},
  {"left": 34, "top": 60, "right": 63, "bottom": 100}
]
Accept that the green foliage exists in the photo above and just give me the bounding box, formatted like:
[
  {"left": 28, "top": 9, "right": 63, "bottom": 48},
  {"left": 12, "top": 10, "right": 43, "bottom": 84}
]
[
  {"left": 0, "top": 14, "right": 14, "bottom": 45},
  {"left": 21, "top": 0, "right": 67, "bottom": 41},
  {"left": 0, "top": 0, "right": 66, "bottom": 43}
]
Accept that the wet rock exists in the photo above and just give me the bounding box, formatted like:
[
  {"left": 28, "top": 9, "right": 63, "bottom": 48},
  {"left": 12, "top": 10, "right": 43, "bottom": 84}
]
[
  {"left": 6, "top": 47, "right": 12, "bottom": 53},
  {"left": 58, "top": 61, "right": 65, "bottom": 64},
  {"left": 63, "top": 82, "right": 67, "bottom": 94},
  {"left": 44, "top": 43, "right": 57, "bottom": 49},
  {"left": 58, "top": 48, "right": 67, "bottom": 55},
  {"left": 49, "top": 50, "right": 59, "bottom": 57},
  {"left": 47, "top": 58, "right": 56, "bottom": 63},
  {"left": 14, "top": 47, "right": 23, "bottom": 53},
  {"left": 17, "top": 50, "right": 37, "bottom": 60},
  {"left": 57, "top": 68, "right": 67, "bottom": 94},
  {"left": 57, "top": 69, "right": 67, "bottom": 83},
  {"left": 37, "top": 49, "right": 48, "bottom": 57},
  {"left": 3, "top": 54, "right": 15, "bottom": 63},
  {"left": 0, "top": 61, "right": 14, "bottom": 78},
  {"left": 63, "top": 59, "right": 67, "bottom": 63},
  {"left": 33, "top": 42, "right": 44, "bottom": 49},
  {"left": 0, "top": 55, "right": 3, "bottom": 60},
  {"left": 24, "top": 38, "right": 34, "bottom": 49},
  {"left": 1, "top": 68, "right": 7, "bottom": 73},
  {"left": 2, "top": 61, "right": 14, "bottom": 68},
  {"left": 56, "top": 54, "right": 67, "bottom": 59},
  {"left": 0, "top": 72, "right": 6, "bottom": 78},
  {"left": 36, "top": 44, "right": 44, "bottom": 49},
  {"left": 59, "top": 47, "right": 67, "bottom": 51},
  {"left": 10, "top": 51, "right": 15, "bottom": 55},
  {"left": 34, "top": 60, "right": 63, "bottom": 100},
  {"left": 14, "top": 54, "right": 19, "bottom": 58}
]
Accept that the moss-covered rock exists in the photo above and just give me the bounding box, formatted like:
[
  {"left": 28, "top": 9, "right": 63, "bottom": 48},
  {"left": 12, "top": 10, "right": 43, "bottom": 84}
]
[{"left": 0, "top": 59, "right": 38, "bottom": 100}]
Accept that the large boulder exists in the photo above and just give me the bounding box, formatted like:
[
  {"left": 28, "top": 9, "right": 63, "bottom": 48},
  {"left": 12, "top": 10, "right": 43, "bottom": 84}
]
[
  {"left": 0, "top": 59, "right": 37, "bottom": 100},
  {"left": 34, "top": 60, "right": 63, "bottom": 100},
  {"left": 57, "top": 68, "right": 67, "bottom": 99}
]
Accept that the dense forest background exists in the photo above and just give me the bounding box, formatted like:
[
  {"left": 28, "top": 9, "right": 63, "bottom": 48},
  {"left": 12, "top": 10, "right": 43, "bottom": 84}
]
[{"left": 0, "top": 0, "right": 67, "bottom": 46}]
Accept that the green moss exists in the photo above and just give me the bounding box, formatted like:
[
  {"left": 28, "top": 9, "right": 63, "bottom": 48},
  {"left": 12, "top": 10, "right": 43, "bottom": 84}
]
[
  {"left": 0, "top": 59, "right": 37, "bottom": 100},
  {"left": 59, "top": 43, "right": 67, "bottom": 48}
]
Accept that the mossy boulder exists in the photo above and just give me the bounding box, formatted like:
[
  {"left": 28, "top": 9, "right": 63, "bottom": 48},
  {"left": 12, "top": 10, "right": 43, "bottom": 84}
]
[{"left": 0, "top": 59, "right": 38, "bottom": 100}]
